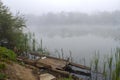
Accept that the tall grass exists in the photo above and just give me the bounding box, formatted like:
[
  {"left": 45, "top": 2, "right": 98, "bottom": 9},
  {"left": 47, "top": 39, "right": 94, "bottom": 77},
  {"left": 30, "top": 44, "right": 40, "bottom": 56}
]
[
  {"left": 103, "top": 61, "right": 107, "bottom": 80},
  {"left": 61, "top": 48, "right": 64, "bottom": 59},
  {"left": 112, "top": 48, "right": 120, "bottom": 80},
  {"left": 93, "top": 53, "right": 99, "bottom": 80},
  {"left": 49, "top": 47, "right": 120, "bottom": 80},
  {"left": 69, "top": 50, "right": 72, "bottom": 62},
  {"left": 108, "top": 55, "right": 113, "bottom": 80},
  {"left": 90, "top": 48, "right": 120, "bottom": 80}
]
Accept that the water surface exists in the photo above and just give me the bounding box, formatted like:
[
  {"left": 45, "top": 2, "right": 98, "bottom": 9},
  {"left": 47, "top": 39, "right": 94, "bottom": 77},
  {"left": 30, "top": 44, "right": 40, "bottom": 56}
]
[{"left": 28, "top": 25, "right": 120, "bottom": 63}]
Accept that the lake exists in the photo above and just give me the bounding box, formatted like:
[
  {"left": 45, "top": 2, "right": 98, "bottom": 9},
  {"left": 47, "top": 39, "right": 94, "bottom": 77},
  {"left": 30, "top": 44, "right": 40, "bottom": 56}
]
[{"left": 28, "top": 25, "right": 120, "bottom": 64}]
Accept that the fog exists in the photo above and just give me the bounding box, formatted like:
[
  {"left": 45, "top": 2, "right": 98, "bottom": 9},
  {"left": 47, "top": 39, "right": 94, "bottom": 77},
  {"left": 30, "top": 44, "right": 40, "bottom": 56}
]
[
  {"left": 2, "top": 0, "right": 120, "bottom": 15},
  {"left": 2, "top": 0, "right": 120, "bottom": 61},
  {"left": 23, "top": 11, "right": 120, "bottom": 61},
  {"left": 25, "top": 11, "right": 120, "bottom": 39},
  {"left": 26, "top": 11, "right": 120, "bottom": 26}
]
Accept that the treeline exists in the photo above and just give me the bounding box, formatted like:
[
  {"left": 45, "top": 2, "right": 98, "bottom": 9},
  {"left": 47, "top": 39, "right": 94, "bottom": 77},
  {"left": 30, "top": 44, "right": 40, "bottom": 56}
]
[
  {"left": 0, "top": 1, "right": 50, "bottom": 55},
  {"left": 0, "top": 1, "right": 26, "bottom": 50},
  {"left": 0, "top": 1, "right": 34, "bottom": 52},
  {"left": 26, "top": 11, "right": 120, "bottom": 26}
]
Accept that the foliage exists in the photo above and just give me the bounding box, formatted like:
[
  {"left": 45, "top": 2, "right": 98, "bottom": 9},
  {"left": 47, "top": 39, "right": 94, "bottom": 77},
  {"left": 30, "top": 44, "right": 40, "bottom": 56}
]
[
  {"left": 32, "top": 33, "right": 36, "bottom": 51},
  {"left": 102, "top": 61, "right": 107, "bottom": 80},
  {"left": 112, "top": 61, "right": 120, "bottom": 80},
  {"left": 37, "top": 39, "right": 50, "bottom": 55},
  {"left": 108, "top": 55, "right": 113, "bottom": 80},
  {"left": 0, "top": 1, "right": 26, "bottom": 51},
  {"left": 0, "top": 1, "right": 51, "bottom": 55},
  {"left": 0, "top": 63, "right": 6, "bottom": 70},
  {"left": 91, "top": 48, "right": 120, "bottom": 80},
  {"left": 93, "top": 53, "right": 99, "bottom": 80},
  {"left": 0, "top": 46, "right": 16, "bottom": 61},
  {"left": 61, "top": 78, "right": 72, "bottom": 80},
  {"left": 59, "top": 76, "right": 73, "bottom": 80},
  {"left": 112, "top": 48, "right": 120, "bottom": 80},
  {"left": 0, "top": 73, "right": 6, "bottom": 80}
]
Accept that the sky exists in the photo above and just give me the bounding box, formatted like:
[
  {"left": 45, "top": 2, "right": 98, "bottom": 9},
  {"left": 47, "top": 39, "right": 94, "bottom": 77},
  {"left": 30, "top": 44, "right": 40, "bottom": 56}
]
[{"left": 2, "top": 0, "right": 120, "bottom": 15}]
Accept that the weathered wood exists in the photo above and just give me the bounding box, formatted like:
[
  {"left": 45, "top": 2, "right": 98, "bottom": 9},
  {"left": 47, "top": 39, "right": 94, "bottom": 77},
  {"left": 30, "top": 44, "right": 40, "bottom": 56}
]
[
  {"left": 17, "top": 57, "right": 72, "bottom": 78},
  {"left": 51, "top": 68, "right": 70, "bottom": 77},
  {"left": 64, "top": 65, "right": 91, "bottom": 77},
  {"left": 36, "top": 62, "right": 52, "bottom": 69},
  {"left": 17, "top": 53, "right": 91, "bottom": 79},
  {"left": 38, "top": 58, "right": 67, "bottom": 70},
  {"left": 72, "top": 70, "right": 91, "bottom": 76},
  {"left": 29, "top": 52, "right": 91, "bottom": 70},
  {"left": 17, "top": 57, "right": 36, "bottom": 66},
  {"left": 69, "top": 62, "right": 91, "bottom": 70},
  {"left": 49, "top": 69, "right": 81, "bottom": 80},
  {"left": 29, "top": 52, "right": 67, "bottom": 61}
]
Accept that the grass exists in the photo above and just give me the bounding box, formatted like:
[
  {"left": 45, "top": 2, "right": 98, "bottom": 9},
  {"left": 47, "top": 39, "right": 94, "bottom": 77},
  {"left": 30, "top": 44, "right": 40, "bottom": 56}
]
[
  {"left": 59, "top": 76, "right": 73, "bottom": 80},
  {"left": 0, "top": 46, "right": 16, "bottom": 80},
  {"left": 0, "top": 46, "right": 16, "bottom": 61},
  {"left": 90, "top": 48, "right": 120, "bottom": 80},
  {"left": 108, "top": 55, "right": 113, "bottom": 80},
  {"left": 102, "top": 61, "right": 107, "bottom": 80},
  {"left": 92, "top": 53, "right": 99, "bottom": 80},
  {"left": 112, "top": 48, "right": 120, "bottom": 80},
  {"left": 0, "top": 63, "right": 6, "bottom": 70},
  {"left": 0, "top": 73, "right": 6, "bottom": 80}
]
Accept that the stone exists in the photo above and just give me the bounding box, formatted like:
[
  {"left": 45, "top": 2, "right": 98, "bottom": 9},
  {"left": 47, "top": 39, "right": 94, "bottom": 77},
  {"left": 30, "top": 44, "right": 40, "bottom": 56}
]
[{"left": 40, "top": 73, "right": 56, "bottom": 80}]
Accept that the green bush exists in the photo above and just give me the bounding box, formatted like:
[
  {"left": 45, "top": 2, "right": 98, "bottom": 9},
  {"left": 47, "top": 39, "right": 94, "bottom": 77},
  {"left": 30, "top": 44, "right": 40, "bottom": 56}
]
[
  {"left": 0, "top": 73, "right": 6, "bottom": 80},
  {"left": 0, "top": 63, "right": 6, "bottom": 70},
  {"left": 60, "top": 76, "right": 73, "bottom": 80},
  {"left": 0, "top": 46, "right": 16, "bottom": 61}
]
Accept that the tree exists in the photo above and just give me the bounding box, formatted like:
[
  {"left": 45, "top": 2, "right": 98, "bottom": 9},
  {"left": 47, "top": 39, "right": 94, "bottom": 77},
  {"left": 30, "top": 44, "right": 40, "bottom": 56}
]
[{"left": 0, "top": 1, "right": 26, "bottom": 50}]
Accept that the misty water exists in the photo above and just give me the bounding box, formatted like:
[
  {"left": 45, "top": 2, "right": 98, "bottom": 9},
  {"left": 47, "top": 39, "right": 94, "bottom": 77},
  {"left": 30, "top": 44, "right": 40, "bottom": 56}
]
[{"left": 28, "top": 24, "right": 120, "bottom": 64}]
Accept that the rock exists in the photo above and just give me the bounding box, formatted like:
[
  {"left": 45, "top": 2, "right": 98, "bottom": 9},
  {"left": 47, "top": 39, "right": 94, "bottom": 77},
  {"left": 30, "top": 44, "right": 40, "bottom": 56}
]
[{"left": 39, "top": 73, "right": 56, "bottom": 80}]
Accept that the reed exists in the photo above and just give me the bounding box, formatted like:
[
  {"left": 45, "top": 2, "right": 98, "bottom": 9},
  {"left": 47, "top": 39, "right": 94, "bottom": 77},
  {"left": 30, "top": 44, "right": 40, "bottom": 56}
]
[
  {"left": 61, "top": 48, "right": 64, "bottom": 59},
  {"left": 108, "top": 55, "right": 113, "bottom": 80},
  {"left": 94, "top": 53, "right": 99, "bottom": 80},
  {"left": 103, "top": 61, "right": 107, "bottom": 80},
  {"left": 112, "top": 48, "right": 120, "bottom": 80}
]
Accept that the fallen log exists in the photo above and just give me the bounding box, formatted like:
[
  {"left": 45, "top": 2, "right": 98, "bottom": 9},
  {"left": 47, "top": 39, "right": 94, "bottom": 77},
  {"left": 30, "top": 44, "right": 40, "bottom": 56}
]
[
  {"left": 17, "top": 57, "right": 78, "bottom": 79},
  {"left": 17, "top": 54, "right": 91, "bottom": 79},
  {"left": 29, "top": 52, "right": 91, "bottom": 70},
  {"left": 36, "top": 62, "right": 52, "bottom": 69},
  {"left": 69, "top": 62, "right": 91, "bottom": 70},
  {"left": 17, "top": 57, "right": 36, "bottom": 66},
  {"left": 51, "top": 68, "right": 70, "bottom": 77},
  {"left": 29, "top": 52, "right": 67, "bottom": 61},
  {"left": 72, "top": 70, "right": 91, "bottom": 76},
  {"left": 64, "top": 64, "right": 91, "bottom": 77},
  {"left": 44, "top": 68, "right": 80, "bottom": 80}
]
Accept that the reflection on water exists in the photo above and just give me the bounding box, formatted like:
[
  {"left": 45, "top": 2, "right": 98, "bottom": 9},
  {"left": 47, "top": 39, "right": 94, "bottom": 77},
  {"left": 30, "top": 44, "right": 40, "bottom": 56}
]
[
  {"left": 28, "top": 25, "right": 120, "bottom": 63},
  {"left": 43, "top": 34, "right": 119, "bottom": 62}
]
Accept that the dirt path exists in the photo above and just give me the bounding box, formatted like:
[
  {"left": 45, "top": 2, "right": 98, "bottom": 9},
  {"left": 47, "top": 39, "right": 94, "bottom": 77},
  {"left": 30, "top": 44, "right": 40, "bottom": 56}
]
[{"left": 5, "top": 62, "right": 37, "bottom": 80}]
